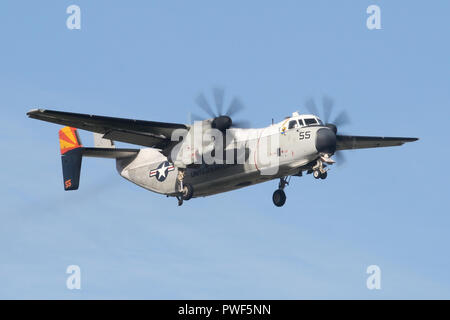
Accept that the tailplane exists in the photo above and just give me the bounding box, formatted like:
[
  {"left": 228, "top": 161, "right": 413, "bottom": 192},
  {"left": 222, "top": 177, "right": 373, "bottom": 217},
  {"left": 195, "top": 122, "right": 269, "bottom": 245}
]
[{"left": 58, "top": 127, "right": 139, "bottom": 191}]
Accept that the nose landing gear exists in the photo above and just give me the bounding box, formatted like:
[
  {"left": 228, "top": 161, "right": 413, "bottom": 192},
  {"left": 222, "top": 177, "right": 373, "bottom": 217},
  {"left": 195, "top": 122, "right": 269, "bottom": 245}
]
[
  {"left": 313, "top": 169, "right": 327, "bottom": 180},
  {"left": 272, "top": 176, "right": 289, "bottom": 207},
  {"left": 312, "top": 156, "right": 332, "bottom": 180}
]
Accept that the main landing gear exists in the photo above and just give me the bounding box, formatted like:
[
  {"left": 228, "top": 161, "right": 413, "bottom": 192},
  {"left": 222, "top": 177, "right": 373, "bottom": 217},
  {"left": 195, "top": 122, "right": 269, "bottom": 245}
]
[
  {"left": 272, "top": 176, "right": 289, "bottom": 207},
  {"left": 176, "top": 168, "right": 194, "bottom": 206}
]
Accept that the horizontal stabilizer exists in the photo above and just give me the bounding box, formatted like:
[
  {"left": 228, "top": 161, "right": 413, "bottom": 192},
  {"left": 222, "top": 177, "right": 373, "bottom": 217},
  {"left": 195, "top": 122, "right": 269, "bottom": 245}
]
[
  {"left": 82, "top": 147, "right": 139, "bottom": 159},
  {"left": 58, "top": 126, "right": 139, "bottom": 191}
]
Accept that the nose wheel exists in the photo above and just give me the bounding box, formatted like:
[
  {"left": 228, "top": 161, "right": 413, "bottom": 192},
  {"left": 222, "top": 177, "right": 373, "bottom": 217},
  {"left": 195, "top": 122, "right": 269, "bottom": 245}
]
[
  {"left": 272, "top": 176, "right": 289, "bottom": 207},
  {"left": 312, "top": 157, "right": 330, "bottom": 180},
  {"left": 313, "top": 169, "right": 327, "bottom": 179}
]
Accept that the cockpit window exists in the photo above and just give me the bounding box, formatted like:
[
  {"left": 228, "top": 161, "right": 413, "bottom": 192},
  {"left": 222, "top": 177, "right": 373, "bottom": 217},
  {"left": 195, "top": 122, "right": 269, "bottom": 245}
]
[
  {"left": 316, "top": 118, "right": 323, "bottom": 125},
  {"left": 288, "top": 120, "right": 298, "bottom": 129},
  {"left": 304, "top": 118, "right": 318, "bottom": 125},
  {"left": 298, "top": 119, "right": 304, "bottom": 126}
]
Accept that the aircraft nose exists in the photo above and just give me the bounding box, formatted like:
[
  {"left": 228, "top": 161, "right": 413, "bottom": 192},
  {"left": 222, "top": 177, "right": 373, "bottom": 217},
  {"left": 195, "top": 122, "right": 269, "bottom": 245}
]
[{"left": 315, "top": 128, "right": 337, "bottom": 154}]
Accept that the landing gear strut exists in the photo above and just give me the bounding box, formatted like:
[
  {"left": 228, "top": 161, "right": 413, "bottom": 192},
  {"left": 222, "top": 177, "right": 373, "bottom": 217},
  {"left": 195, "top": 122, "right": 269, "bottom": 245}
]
[
  {"left": 176, "top": 168, "right": 194, "bottom": 206},
  {"left": 312, "top": 158, "right": 329, "bottom": 180},
  {"left": 273, "top": 176, "right": 289, "bottom": 207}
]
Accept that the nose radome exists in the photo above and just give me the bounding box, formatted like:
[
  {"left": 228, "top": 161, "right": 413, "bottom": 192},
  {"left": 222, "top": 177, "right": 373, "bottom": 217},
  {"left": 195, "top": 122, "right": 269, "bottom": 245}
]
[{"left": 315, "top": 128, "right": 337, "bottom": 154}]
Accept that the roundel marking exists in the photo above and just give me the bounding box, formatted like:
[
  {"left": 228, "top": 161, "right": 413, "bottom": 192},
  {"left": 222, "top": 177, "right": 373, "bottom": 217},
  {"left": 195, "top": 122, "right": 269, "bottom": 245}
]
[{"left": 149, "top": 161, "right": 175, "bottom": 182}]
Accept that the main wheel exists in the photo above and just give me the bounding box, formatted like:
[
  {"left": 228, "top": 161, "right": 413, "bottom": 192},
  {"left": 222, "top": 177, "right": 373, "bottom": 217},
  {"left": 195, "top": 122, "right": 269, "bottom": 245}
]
[
  {"left": 272, "top": 189, "right": 286, "bottom": 207},
  {"left": 182, "top": 184, "right": 194, "bottom": 201},
  {"left": 320, "top": 171, "right": 328, "bottom": 179},
  {"left": 313, "top": 170, "right": 321, "bottom": 179}
]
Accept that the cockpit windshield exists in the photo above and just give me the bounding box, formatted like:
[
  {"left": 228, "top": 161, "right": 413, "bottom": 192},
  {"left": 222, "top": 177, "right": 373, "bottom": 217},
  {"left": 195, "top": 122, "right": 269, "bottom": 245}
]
[
  {"left": 288, "top": 120, "right": 299, "bottom": 129},
  {"left": 304, "top": 118, "right": 318, "bottom": 125}
]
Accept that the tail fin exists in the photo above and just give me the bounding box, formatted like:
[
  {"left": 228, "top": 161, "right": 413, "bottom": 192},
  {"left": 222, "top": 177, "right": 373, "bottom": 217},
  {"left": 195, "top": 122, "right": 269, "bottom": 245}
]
[
  {"left": 59, "top": 127, "right": 83, "bottom": 190},
  {"left": 59, "top": 126, "right": 82, "bottom": 155},
  {"left": 58, "top": 127, "right": 139, "bottom": 191}
]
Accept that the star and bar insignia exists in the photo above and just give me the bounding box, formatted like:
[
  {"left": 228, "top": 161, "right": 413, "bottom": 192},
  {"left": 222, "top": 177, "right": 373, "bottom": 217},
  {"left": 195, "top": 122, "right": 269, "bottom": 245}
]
[{"left": 149, "top": 161, "right": 175, "bottom": 182}]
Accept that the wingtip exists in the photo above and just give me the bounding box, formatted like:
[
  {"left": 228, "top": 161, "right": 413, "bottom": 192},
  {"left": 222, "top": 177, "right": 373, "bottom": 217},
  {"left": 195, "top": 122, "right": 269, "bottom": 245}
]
[{"left": 26, "top": 108, "right": 45, "bottom": 117}]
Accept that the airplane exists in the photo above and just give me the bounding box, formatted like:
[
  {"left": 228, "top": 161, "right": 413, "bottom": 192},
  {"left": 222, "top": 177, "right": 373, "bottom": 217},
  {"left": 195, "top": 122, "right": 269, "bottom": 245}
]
[{"left": 27, "top": 91, "right": 418, "bottom": 207}]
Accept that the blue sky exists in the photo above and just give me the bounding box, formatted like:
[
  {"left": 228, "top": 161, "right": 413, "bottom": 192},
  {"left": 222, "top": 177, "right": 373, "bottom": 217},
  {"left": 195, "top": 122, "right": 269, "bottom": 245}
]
[{"left": 0, "top": 0, "right": 449, "bottom": 299}]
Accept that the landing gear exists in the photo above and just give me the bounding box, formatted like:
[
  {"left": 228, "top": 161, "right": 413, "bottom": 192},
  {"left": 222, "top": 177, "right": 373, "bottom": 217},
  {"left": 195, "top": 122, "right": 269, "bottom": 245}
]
[
  {"left": 272, "top": 176, "right": 289, "bottom": 207},
  {"left": 313, "top": 169, "right": 321, "bottom": 179},
  {"left": 176, "top": 168, "right": 194, "bottom": 206},
  {"left": 312, "top": 158, "right": 329, "bottom": 180},
  {"left": 313, "top": 169, "right": 328, "bottom": 180},
  {"left": 273, "top": 189, "right": 286, "bottom": 207},
  {"left": 182, "top": 184, "right": 194, "bottom": 201}
]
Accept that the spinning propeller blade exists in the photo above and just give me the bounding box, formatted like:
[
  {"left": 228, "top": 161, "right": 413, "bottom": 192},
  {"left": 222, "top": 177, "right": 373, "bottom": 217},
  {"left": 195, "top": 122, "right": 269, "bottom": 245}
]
[
  {"left": 195, "top": 93, "right": 217, "bottom": 118},
  {"left": 305, "top": 95, "right": 352, "bottom": 165},
  {"left": 193, "top": 88, "right": 250, "bottom": 129},
  {"left": 213, "top": 87, "right": 225, "bottom": 116}
]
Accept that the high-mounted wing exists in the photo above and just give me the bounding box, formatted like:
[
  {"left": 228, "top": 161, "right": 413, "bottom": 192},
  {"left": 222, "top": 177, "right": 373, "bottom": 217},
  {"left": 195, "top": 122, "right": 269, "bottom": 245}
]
[
  {"left": 336, "top": 135, "right": 418, "bottom": 150},
  {"left": 27, "top": 109, "right": 188, "bottom": 148}
]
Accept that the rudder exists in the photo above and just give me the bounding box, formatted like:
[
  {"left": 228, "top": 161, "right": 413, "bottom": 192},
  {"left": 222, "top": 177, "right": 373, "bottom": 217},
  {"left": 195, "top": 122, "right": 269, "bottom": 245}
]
[{"left": 59, "top": 127, "right": 83, "bottom": 191}]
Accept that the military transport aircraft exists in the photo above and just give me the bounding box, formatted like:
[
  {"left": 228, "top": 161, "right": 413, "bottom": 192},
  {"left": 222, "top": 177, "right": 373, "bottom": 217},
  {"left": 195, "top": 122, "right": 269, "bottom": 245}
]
[{"left": 27, "top": 90, "right": 418, "bottom": 207}]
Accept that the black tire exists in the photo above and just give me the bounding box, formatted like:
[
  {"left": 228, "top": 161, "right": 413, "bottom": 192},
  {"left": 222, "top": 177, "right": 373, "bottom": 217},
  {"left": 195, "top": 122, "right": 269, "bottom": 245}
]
[
  {"left": 313, "top": 170, "right": 321, "bottom": 179},
  {"left": 182, "top": 184, "right": 194, "bottom": 201},
  {"left": 320, "top": 171, "right": 328, "bottom": 179},
  {"left": 272, "top": 189, "right": 286, "bottom": 207}
]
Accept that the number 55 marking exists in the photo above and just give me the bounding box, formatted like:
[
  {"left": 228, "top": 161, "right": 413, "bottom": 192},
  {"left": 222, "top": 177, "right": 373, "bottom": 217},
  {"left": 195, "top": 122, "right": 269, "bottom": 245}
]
[{"left": 299, "top": 131, "right": 311, "bottom": 140}]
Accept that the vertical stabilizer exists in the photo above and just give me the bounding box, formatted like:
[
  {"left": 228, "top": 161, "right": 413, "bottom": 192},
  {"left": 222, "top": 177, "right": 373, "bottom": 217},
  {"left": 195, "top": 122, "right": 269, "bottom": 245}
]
[{"left": 59, "top": 127, "right": 83, "bottom": 190}]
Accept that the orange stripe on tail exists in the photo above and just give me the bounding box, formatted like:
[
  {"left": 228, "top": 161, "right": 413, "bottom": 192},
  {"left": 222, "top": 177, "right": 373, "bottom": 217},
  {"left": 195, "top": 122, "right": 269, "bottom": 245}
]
[{"left": 59, "top": 127, "right": 82, "bottom": 155}]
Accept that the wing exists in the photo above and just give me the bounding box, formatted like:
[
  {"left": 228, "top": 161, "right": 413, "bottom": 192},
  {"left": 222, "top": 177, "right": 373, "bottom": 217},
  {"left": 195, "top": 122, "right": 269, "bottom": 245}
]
[
  {"left": 336, "top": 135, "right": 418, "bottom": 150},
  {"left": 27, "top": 109, "right": 188, "bottom": 148}
]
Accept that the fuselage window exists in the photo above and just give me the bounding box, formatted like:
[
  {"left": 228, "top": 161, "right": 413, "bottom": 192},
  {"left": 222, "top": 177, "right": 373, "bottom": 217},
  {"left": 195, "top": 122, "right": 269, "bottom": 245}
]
[
  {"left": 304, "top": 118, "right": 318, "bottom": 125},
  {"left": 288, "top": 120, "right": 298, "bottom": 129}
]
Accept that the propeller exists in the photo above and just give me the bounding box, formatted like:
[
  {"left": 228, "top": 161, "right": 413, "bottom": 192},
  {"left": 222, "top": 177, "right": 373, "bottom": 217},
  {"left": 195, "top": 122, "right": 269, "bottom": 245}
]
[
  {"left": 305, "top": 96, "right": 351, "bottom": 165},
  {"left": 305, "top": 96, "right": 351, "bottom": 131},
  {"left": 193, "top": 88, "right": 250, "bottom": 131}
]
